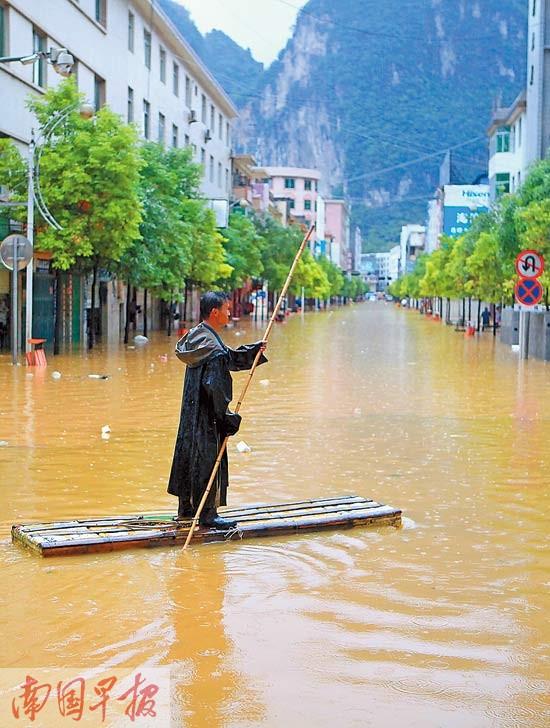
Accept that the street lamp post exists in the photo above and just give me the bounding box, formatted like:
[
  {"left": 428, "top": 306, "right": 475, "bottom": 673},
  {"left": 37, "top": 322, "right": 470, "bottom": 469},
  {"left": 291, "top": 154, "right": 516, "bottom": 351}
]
[{"left": 1, "top": 47, "right": 76, "bottom": 360}]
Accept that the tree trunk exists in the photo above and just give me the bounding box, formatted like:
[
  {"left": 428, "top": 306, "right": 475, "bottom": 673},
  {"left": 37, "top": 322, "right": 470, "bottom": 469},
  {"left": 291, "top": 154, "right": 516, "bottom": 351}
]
[
  {"left": 167, "top": 299, "right": 173, "bottom": 336},
  {"left": 492, "top": 303, "right": 497, "bottom": 337},
  {"left": 53, "top": 270, "right": 62, "bottom": 355},
  {"left": 132, "top": 287, "right": 137, "bottom": 331},
  {"left": 124, "top": 282, "right": 131, "bottom": 345},
  {"left": 545, "top": 288, "right": 549, "bottom": 311},
  {"left": 477, "top": 299, "right": 482, "bottom": 332},
  {"left": 468, "top": 297, "right": 472, "bottom": 323},
  {"left": 143, "top": 288, "right": 148, "bottom": 338},
  {"left": 182, "top": 279, "right": 188, "bottom": 323},
  {"left": 88, "top": 264, "right": 97, "bottom": 350},
  {"left": 461, "top": 298, "right": 466, "bottom": 326}
]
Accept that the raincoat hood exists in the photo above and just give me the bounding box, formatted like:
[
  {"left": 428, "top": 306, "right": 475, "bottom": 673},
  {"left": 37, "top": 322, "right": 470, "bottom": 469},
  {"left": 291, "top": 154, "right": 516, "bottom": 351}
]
[{"left": 175, "top": 322, "right": 226, "bottom": 367}]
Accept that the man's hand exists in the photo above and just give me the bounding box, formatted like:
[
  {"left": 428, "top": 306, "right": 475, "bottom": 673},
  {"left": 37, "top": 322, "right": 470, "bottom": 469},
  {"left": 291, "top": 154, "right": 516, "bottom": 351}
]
[{"left": 259, "top": 340, "right": 267, "bottom": 354}]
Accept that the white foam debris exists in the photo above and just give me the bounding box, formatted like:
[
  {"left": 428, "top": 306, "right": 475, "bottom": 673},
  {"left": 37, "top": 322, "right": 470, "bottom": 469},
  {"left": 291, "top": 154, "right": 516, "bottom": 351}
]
[
  {"left": 0, "top": 441, "right": 8, "bottom": 447},
  {"left": 51, "top": 371, "right": 62, "bottom": 380},
  {"left": 236, "top": 440, "right": 251, "bottom": 453},
  {"left": 134, "top": 335, "right": 148, "bottom": 344},
  {"left": 353, "top": 407, "right": 362, "bottom": 416},
  {"left": 259, "top": 379, "right": 270, "bottom": 387},
  {"left": 101, "top": 425, "right": 111, "bottom": 435}
]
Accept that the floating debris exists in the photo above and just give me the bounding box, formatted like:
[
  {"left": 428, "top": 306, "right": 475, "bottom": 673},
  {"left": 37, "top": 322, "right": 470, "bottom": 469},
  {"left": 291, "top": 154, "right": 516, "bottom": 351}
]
[
  {"left": 236, "top": 441, "right": 251, "bottom": 453},
  {"left": 127, "top": 346, "right": 136, "bottom": 350},
  {"left": 353, "top": 407, "right": 362, "bottom": 416},
  {"left": 88, "top": 374, "right": 109, "bottom": 380},
  {"left": 101, "top": 425, "right": 111, "bottom": 435},
  {"left": 134, "top": 335, "right": 148, "bottom": 345},
  {"left": 159, "top": 354, "right": 168, "bottom": 363},
  {"left": 0, "top": 440, "right": 8, "bottom": 447},
  {"left": 259, "top": 379, "right": 270, "bottom": 387},
  {"left": 51, "top": 371, "right": 62, "bottom": 380}
]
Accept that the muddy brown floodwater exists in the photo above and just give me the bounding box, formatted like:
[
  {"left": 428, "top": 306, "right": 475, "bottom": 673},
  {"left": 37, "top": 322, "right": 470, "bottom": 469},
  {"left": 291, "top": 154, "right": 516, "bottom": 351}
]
[{"left": 1, "top": 303, "right": 549, "bottom": 727}]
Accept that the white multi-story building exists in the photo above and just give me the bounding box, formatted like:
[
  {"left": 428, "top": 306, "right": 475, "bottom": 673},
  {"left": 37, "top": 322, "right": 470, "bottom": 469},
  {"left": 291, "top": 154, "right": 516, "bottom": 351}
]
[
  {"left": 526, "top": 0, "right": 550, "bottom": 166},
  {"left": 487, "top": 0, "right": 550, "bottom": 201},
  {"left": 1, "top": 0, "right": 237, "bottom": 345},
  {"left": 0, "top": 0, "right": 237, "bottom": 201},
  {"left": 399, "top": 224, "right": 425, "bottom": 277},
  {"left": 487, "top": 92, "right": 527, "bottom": 199},
  {"left": 388, "top": 244, "right": 400, "bottom": 285}
]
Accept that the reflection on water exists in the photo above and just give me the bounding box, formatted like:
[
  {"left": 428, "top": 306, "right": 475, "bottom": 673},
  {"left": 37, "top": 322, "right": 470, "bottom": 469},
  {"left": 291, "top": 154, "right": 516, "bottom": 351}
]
[{"left": 1, "top": 304, "right": 549, "bottom": 727}]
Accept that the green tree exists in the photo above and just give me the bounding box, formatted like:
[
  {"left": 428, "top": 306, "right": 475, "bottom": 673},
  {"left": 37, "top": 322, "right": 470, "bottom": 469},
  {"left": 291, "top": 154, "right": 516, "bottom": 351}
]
[{"left": 220, "top": 213, "right": 264, "bottom": 290}]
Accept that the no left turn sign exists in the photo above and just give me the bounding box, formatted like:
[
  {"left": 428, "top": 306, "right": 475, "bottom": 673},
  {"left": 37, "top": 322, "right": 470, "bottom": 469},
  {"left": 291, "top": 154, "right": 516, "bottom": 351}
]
[{"left": 515, "top": 249, "right": 544, "bottom": 279}]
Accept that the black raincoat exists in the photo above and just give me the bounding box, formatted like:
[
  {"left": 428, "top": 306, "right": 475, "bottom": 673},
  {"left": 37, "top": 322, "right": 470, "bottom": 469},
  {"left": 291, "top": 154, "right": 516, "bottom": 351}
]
[{"left": 167, "top": 322, "right": 267, "bottom": 515}]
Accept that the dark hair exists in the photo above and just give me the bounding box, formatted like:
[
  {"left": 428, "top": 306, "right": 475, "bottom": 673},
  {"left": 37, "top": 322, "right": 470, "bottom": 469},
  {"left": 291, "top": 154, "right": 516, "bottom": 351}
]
[{"left": 200, "top": 291, "right": 229, "bottom": 319}]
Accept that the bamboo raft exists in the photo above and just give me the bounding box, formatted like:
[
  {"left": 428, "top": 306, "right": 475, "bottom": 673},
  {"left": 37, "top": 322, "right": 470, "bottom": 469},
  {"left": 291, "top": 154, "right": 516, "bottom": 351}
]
[{"left": 11, "top": 495, "right": 401, "bottom": 557}]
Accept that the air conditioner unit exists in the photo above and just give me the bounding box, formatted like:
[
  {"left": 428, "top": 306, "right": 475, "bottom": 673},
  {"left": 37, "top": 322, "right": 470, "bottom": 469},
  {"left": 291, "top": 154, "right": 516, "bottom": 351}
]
[
  {"left": 204, "top": 129, "right": 212, "bottom": 143},
  {"left": 188, "top": 109, "right": 197, "bottom": 124}
]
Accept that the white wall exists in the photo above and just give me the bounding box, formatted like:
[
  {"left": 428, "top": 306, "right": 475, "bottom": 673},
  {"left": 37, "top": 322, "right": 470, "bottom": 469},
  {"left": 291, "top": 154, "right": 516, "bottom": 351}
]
[{"left": 0, "top": 0, "right": 236, "bottom": 200}]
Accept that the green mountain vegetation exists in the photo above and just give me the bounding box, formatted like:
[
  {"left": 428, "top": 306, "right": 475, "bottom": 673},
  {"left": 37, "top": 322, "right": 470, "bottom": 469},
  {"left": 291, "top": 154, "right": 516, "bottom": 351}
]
[
  {"left": 159, "top": 1, "right": 527, "bottom": 252},
  {"left": 158, "top": 0, "right": 263, "bottom": 102}
]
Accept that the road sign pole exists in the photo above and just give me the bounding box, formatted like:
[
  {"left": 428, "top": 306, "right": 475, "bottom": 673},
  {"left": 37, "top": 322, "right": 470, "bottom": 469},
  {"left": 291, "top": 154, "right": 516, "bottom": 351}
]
[
  {"left": 11, "top": 236, "right": 18, "bottom": 365},
  {"left": 25, "top": 132, "right": 35, "bottom": 355},
  {"left": 519, "top": 308, "right": 530, "bottom": 360}
]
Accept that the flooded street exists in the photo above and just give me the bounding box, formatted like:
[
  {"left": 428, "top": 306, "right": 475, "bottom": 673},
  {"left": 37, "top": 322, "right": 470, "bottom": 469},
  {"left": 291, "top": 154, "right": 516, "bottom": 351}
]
[{"left": 1, "top": 303, "right": 549, "bottom": 727}]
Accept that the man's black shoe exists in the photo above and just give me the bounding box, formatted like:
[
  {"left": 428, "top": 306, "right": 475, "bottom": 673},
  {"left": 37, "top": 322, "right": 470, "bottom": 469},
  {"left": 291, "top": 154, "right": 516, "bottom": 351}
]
[{"left": 200, "top": 513, "right": 238, "bottom": 530}]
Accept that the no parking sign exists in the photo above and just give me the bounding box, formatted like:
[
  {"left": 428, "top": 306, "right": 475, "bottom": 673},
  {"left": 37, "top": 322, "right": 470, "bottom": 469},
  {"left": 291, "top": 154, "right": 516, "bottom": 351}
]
[{"left": 515, "top": 249, "right": 544, "bottom": 307}]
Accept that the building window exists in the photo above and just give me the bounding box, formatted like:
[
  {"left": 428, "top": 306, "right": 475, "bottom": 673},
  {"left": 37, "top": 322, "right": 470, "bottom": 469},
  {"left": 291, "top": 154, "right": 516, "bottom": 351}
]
[
  {"left": 158, "top": 112, "right": 165, "bottom": 144},
  {"left": 532, "top": 32, "right": 536, "bottom": 51},
  {"left": 496, "top": 126, "right": 510, "bottom": 153},
  {"left": 200, "top": 148, "right": 205, "bottom": 166},
  {"left": 518, "top": 116, "right": 523, "bottom": 147},
  {"left": 143, "top": 99, "right": 150, "bottom": 139},
  {"left": 210, "top": 104, "right": 215, "bottom": 131},
  {"left": 144, "top": 29, "right": 151, "bottom": 69},
  {"left": 225, "top": 168, "right": 229, "bottom": 190},
  {"left": 533, "top": 0, "right": 536, "bottom": 16},
  {"left": 0, "top": 5, "right": 6, "bottom": 57},
  {"left": 284, "top": 178, "right": 295, "bottom": 189},
  {"left": 32, "top": 27, "right": 46, "bottom": 87},
  {"left": 185, "top": 76, "right": 191, "bottom": 106},
  {"left": 173, "top": 62, "right": 179, "bottom": 96},
  {"left": 217, "top": 162, "right": 222, "bottom": 187},
  {"left": 128, "top": 11, "right": 134, "bottom": 52},
  {"left": 201, "top": 94, "right": 207, "bottom": 123},
  {"left": 95, "top": 0, "right": 106, "bottom": 26},
  {"left": 159, "top": 47, "right": 166, "bottom": 83},
  {"left": 127, "top": 86, "right": 134, "bottom": 123},
  {"left": 304, "top": 180, "right": 312, "bottom": 191},
  {"left": 218, "top": 113, "right": 223, "bottom": 139},
  {"left": 184, "top": 134, "right": 190, "bottom": 146},
  {"left": 518, "top": 170, "right": 521, "bottom": 187},
  {"left": 530, "top": 65, "right": 535, "bottom": 85},
  {"left": 172, "top": 123, "right": 178, "bottom": 148},
  {"left": 304, "top": 199, "right": 311, "bottom": 210},
  {"left": 209, "top": 155, "right": 214, "bottom": 183},
  {"left": 94, "top": 74, "right": 105, "bottom": 110},
  {"left": 226, "top": 122, "right": 230, "bottom": 146},
  {"left": 289, "top": 199, "right": 295, "bottom": 209},
  {"left": 496, "top": 172, "right": 510, "bottom": 197}
]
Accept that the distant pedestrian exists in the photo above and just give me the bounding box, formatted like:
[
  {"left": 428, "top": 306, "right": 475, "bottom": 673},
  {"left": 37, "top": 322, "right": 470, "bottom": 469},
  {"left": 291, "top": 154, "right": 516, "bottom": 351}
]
[{"left": 481, "top": 307, "right": 491, "bottom": 330}]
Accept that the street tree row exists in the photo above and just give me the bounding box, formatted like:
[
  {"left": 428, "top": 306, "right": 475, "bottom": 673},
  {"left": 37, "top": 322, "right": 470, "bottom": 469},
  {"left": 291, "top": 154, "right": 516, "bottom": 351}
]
[
  {"left": 389, "top": 158, "right": 550, "bottom": 311},
  {"left": 0, "top": 79, "right": 363, "bottom": 346}
]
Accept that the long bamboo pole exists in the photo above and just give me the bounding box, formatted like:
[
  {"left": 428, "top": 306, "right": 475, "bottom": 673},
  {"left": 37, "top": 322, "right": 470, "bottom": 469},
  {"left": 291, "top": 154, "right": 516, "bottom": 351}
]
[{"left": 182, "top": 223, "right": 316, "bottom": 549}]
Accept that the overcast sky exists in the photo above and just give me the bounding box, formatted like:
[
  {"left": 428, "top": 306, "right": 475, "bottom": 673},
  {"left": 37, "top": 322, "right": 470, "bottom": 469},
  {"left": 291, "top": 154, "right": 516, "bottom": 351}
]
[{"left": 173, "top": 0, "right": 308, "bottom": 66}]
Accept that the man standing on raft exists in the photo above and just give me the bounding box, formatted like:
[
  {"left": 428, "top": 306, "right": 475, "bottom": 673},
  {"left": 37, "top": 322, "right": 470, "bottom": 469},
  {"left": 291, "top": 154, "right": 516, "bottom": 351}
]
[{"left": 168, "top": 291, "right": 267, "bottom": 530}]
